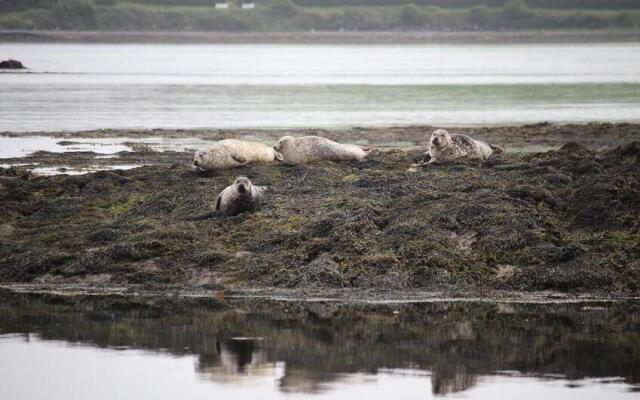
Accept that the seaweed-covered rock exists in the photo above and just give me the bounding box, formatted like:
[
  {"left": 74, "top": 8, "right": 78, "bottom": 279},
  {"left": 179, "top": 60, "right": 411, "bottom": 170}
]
[{"left": 0, "top": 142, "right": 638, "bottom": 295}]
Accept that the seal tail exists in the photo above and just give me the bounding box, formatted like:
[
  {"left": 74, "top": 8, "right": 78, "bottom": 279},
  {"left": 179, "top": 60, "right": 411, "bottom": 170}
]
[{"left": 489, "top": 144, "right": 504, "bottom": 154}]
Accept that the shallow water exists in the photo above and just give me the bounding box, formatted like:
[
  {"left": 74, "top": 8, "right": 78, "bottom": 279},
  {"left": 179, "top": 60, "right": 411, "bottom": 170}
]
[
  {"left": 0, "top": 135, "right": 224, "bottom": 175},
  {"left": 1, "top": 43, "right": 640, "bottom": 131},
  {"left": 0, "top": 292, "right": 638, "bottom": 399},
  {"left": 0, "top": 136, "right": 220, "bottom": 158}
]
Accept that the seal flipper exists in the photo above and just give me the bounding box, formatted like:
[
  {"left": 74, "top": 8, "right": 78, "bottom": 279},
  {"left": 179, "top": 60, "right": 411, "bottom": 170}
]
[
  {"left": 215, "top": 195, "right": 222, "bottom": 211},
  {"left": 231, "top": 154, "right": 247, "bottom": 164},
  {"left": 489, "top": 144, "right": 505, "bottom": 154},
  {"left": 413, "top": 153, "right": 431, "bottom": 164}
]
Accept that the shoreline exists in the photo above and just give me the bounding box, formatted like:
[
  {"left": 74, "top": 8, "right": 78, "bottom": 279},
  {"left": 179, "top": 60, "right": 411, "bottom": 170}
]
[
  {"left": 2, "top": 29, "right": 640, "bottom": 44},
  {"left": 0, "top": 284, "right": 636, "bottom": 304},
  {"left": 2, "top": 122, "right": 638, "bottom": 152}
]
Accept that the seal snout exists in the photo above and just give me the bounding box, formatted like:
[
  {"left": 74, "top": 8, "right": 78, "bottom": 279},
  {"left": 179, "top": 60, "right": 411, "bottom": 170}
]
[{"left": 237, "top": 184, "right": 247, "bottom": 194}]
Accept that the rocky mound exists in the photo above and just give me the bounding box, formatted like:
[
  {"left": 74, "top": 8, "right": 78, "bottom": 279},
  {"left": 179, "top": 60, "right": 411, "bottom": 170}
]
[{"left": 0, "top": 142, "right": 638, "bottom": 295}]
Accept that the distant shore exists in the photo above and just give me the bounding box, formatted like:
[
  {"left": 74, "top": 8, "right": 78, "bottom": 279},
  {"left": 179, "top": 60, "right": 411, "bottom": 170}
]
[{"left": 2, "top": 29, "right": 640, "bottom": 44}]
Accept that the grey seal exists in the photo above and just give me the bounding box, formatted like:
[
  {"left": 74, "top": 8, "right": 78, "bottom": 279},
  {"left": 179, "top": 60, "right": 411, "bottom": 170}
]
[
  {"left": 427, "top": 129, "right": 504, "bottom": 164},
  {"left": 194, "top": 139, "right": 283, "bottom": 171},
  {"left": 408, "top": 129, "right": 504, "bottom": 171},
  {"left": 274, "top": 135, "right": 374, "bottom": 165},
  {"left": 215, "top": 176, "right": 266, "bottom": 216}
]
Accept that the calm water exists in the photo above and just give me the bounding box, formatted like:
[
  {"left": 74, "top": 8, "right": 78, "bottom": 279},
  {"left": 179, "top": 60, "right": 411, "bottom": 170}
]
[
  {"left": 1, "top": 43, "right": 640, "bottom": 132},
  {"left": 0, "top": 291, "right": 638, "bottom": 399}
]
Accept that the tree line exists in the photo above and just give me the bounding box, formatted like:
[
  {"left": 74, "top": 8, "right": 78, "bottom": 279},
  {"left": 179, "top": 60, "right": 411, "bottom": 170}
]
[
  {"left": 4, "top": 0, "right": 640, "bottom": 11},
  {"left": 292, "top": 0, "right": 640, "bottom": 9}
]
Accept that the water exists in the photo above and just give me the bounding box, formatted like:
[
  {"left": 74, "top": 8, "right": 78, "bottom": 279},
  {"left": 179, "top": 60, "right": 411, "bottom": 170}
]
[
  {"left": 0, "top": 135, "right": 226, "bottom": 175},
  {"left": 1, "top": 43, "right": 640, "bottom": 132},
  {"left": 0, "top": 291, "right": 638, "bottom": 399},
  {"left": 0, "top": 136, "right": 222, "bottom": 158}
]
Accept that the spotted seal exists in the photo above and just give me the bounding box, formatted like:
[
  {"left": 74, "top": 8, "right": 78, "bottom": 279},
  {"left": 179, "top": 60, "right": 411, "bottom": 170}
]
[
  {"left": 274, "top": 135, "right": 374, "bottom": 165},
  {"left": 427, "top": 129, "right": 504, "bottom": 164},
  {"left": 215, "top": 176, "right": 266, "bottom": 216},
  {"left": 193, "top": 139, "right": 283, "bottom": 171}
]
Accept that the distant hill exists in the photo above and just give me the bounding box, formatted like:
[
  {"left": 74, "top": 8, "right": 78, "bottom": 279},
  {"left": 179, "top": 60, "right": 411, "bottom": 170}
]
[{"left": 1, "top": 0, "right": 638, "bottom": 31}]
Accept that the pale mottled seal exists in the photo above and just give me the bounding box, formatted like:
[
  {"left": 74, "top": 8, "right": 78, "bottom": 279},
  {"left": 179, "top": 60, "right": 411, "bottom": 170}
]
[
  {"left": 274, "top": 136, "right": 374, "bottom": 165},
  {"left": 215, "top": 176, "right": 266, "bottom": 216},
  {"left": 193, "top": 139, "right": 283, "bottom": 171},
  {"left": 427, "top": 129, "right": 504, "bottom": 164}
]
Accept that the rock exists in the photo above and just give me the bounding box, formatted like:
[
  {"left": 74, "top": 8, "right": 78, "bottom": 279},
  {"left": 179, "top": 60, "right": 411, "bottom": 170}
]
[
  {"left": 1, "top": 125, "right": 638, "bottom": 296},
  {"left": 0, "top": 59, "right": 26, "bottom": 69},
  {"left": 618, "top": 141, "right": 640, "bottom": 164}
]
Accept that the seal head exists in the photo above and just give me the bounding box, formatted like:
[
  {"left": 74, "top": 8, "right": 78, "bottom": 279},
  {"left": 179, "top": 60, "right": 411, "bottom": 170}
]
[
  {"left": 430, "top": 129, "right": 453, "bottom": 152},
  {"left": 193, "top": 149, "right": 206, "bottom": 169},
  {"left": 234, "top": 176, "right": 251, "bottom": 194},
  {"left": 273, "top": 136, "right": 294, "bottom": 154}
]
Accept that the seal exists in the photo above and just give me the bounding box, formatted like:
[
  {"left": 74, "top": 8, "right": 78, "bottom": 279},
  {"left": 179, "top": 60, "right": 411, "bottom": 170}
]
[
  {"left": 274, "top": 135, "right": 374, "bottom": 165},
  {"left": 426, "top": 129, "right": 504, "bottom": 164},
  {"left": 215, "top": 176, "right": 266, "bottom": 216},
  {"left": 193, "top": 139, "right": 283, "bottom": 171}
]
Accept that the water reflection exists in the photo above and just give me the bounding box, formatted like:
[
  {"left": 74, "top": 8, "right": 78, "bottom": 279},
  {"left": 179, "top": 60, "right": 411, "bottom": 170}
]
[
  {"left": 431, "top": 368, "right": 477, "bottom": 395},
  {"left": 0, "top": 290, "right": 638, "bottom": 399},
  {"left": 196, "top": 338, "right": 275, "bottom": 383}
]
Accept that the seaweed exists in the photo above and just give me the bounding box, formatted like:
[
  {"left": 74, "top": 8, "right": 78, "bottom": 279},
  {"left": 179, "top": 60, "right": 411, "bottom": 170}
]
[{"left": 0, "top": 135, "right": 638, "bottom": 296}]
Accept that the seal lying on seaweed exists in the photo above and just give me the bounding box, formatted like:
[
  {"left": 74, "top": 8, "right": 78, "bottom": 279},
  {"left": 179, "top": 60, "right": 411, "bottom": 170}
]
[
  {"left": 409, "top": 129, "right": 504, "bottom": 171},
  {"left": 427, "top": 129, "right": 504, "bottom": 164},
  {"left": 215, "top": 176, "right": 266, "bottom": 216},
  {"left": 274, "top": 136, "right": 375, "bottom": 165},
  {"left": 193, "top": 139, "right": 282, "bottom": 171}
]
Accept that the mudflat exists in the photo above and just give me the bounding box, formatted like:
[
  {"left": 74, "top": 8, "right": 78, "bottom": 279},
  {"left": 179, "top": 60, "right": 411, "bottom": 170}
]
[{"left": 0, "top": 123, "right": 638, "bottom": 301}]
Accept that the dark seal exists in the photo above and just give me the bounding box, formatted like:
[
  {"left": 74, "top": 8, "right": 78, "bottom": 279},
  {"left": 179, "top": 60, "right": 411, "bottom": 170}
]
[{"left": 215, "top": 176, "right": 266, "bottom": 217}]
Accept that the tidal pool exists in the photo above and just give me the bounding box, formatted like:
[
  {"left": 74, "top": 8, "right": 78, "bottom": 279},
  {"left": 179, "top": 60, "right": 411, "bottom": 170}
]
[{"left": 0, "top": 291, "right": 638, "bottom": 399}]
